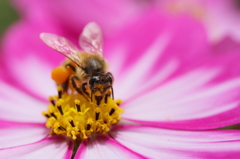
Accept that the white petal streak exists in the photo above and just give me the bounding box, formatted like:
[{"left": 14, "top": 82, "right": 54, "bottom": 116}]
[
  {"left": 123, "top": 68, "right": 220, "bottom": 107},
  {"left": 0, "top": 82, "right": 46, "bottom": 122},
  {"left": 0, "top": 137, "right": 71, "bottom": 159},
  {"left": 122, "top": 68, "right": 222, "bottom": 120},
  {"left": 8, "top": 55, "right": 56, "bottom": 98},
  {"left": 116, "top": 33, "right": 171, "bottom": 99},
  {"left": 108, "top": 44, "right": 128, "bottom": 80},
  {"left": 0, "top": 81, "right": 47, "bottom": 106},
  {"left": 0, "top": 99, "right": 46, "bottom": 122},
  {"left": 127, "top": 59, "right": 179, "bottom": 99},
  {"left": 111, "top": 125, "right": 240, "bottom": 159},
  {"left": 0, "top": 124, "right": 47, "bottom": 149}
]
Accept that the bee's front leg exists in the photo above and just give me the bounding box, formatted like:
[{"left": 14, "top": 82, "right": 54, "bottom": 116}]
[
  {"left": 81, "top": 82, "right": 90, "bottom": 97},
  {"left": 71, "top": 76, "right": 89, "bottom": 100},
  {"left": 71, "top": 75, "right": 83, "bottom": 94}
]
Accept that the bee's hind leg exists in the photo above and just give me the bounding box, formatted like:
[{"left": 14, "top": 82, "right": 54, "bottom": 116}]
[
  {"left": 61, "top": 80, "right": 69, "bottom": 93},
  {"left": 59, "top": 63, "right": 76, "bottom": 93}
]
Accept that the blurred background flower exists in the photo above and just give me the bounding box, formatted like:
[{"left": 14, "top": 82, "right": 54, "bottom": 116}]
[{"left": 153, "top": 0, "right": 240, "bottom": 43}]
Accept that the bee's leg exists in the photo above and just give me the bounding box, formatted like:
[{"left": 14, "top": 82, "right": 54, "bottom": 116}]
[
  {"left": 61, "top": 79, "right": 69, "bottom": 93},
  {"left": 105, "top": 72, "right": 114, "bottom": 100},
  {"left": 70, "top": 76, "right": 89, "bottom": 100},
  {"left": 111, "top": 86, "right": 114, "bottom": 100},
  {"left": 81, "top": 83, "right": 89, "bottom": 97},
  {"left": 103, "top": 87, "right": 114, "bottom": 104},
  {"left": 90, "top": 88, "right": 96, "bottom": 102},
  {"left": 71, "top": 76, "right": 83, "bottom": 94},
  {"left": 58, "top": 63, "right": 75, "bottom": 93}
]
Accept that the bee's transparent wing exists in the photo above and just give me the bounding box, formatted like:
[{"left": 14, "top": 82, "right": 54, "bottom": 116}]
[
  {"left": 40, "top": 33, "right": 82, "bottom": 66},
  {"left": 79, "top": 22, "right": 103, "bottom": 56}
]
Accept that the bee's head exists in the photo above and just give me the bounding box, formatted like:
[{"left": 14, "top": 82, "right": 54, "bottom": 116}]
[{"left": 89, "top": 73, "right": 114, "bottom": 105}]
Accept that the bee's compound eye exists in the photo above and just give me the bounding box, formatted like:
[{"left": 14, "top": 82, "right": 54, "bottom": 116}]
[{"left": 52, "top": 66, "right": 71, "bottom": 84}]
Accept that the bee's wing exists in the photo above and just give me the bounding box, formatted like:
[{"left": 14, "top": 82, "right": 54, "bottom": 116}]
[
  {"left": 40, "top": 33, "right": 82, "bottom": 66},
  {"left": 79, "top": 22, "right": 103, "bottom": 56}
]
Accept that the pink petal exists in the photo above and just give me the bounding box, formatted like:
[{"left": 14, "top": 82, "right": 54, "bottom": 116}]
[
  {"left": 119, "top": 39, "right": 240, "bottom": 129},
  {"left": 0, "top": 136, "right": 73, "bottom": 159},
  {"left": 110, "top": 125, "right": 240, "bottom": 158},
  {"left": 3, "top": 20, "right": 65, "bottom": 66},
  {"left": 121, "top": 74, "right": 240, "bottom": 129},
  {"left": 75, "top": 135, "right": 145, "bottom": 159},
  {"left": 2, "top": 19, "right": 68, "bottom": 99},
  {"left": 0, "top": 81, "right": 46, "bottom": 123},
  {"left": 3, "top": 56, "right": 56, "bottom": 100},
  {"left": 104, "top": 11, "right": 209, "bottom": 100},
  {"left": 0, "top": 121, "right": 47, "bottom": 149}
]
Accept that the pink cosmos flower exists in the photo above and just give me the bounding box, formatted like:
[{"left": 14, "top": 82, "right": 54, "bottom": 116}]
[
  {"left": 153, "top": 0, "right": 240, "bottom": 42},
  {"left": 1, "top": 11, "right": 240, "bottom": 158}
]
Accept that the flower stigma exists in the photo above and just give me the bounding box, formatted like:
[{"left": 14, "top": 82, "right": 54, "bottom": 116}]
[{"left": 42, "top": 84, "right": 123, "bottom": 141}]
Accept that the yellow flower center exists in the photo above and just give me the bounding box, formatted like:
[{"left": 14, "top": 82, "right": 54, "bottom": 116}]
[{"left": 42, "top": 86, "right": 123, "bottom": 141}]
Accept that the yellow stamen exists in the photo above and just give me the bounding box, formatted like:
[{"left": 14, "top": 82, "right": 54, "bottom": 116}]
[{"left": 43, "top": 85, "right": 123, "bottom": 141}]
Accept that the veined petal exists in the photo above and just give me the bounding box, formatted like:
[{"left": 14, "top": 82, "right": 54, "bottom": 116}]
[
  {"left": 5, "top": 54, "right": 56, "bottom": 99},
  {"left": 110, "top": 125, "right": 240, "bottom": 159},
  {"left": 0, "top": 121, "right": 47, "bottom": 149},
  {"left": 105, "top": 11, "right": 209, "bottom": 100},
  {"left": 2, "top": 20, "right": 66, "bottom": 99},
  {"left": 75, "top": 135, "right": 145, "bottom": 159},
  {"left": 121, "top": 44, "right": 240, "bottom": 129},
  {"left": 0, "top": 136, "right": 72, "bottom": 159},
  {"left": 3, "top": 20, "right": 65, "bottom": 67},
  {"left": 0, "top": 81, "right": 46, "bottom": 123}
]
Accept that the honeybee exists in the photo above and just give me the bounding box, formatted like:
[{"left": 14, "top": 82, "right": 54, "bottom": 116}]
[{"left": 40, "top": 22, "right": 114, "bottom": 105}]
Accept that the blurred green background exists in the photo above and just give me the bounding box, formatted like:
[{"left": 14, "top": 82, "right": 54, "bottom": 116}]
[{"left": 0, "top": 0, "right": 18, "bottom": 38}]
